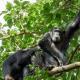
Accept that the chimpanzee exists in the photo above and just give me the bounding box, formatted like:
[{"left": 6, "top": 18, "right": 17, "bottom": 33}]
[{"left": 3, "top": 11, "right": 80, "bottom": 80}]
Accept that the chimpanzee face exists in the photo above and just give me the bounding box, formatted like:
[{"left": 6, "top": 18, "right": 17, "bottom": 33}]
[{"left": 50, "top": 28, "right": 64, "bottom": 42}]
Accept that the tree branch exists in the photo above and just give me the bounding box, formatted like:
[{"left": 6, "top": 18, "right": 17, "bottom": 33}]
[
  {"left": 68, "top": 44, "right": 80, "bottom": 63},
  {"left": 0, "top": 31, "right": 41, "bottom": 40},
  {"left": 48, "top": 62, "right": 80, "bottom": 75}
]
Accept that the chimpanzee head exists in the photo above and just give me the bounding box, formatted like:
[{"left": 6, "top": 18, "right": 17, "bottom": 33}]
[{"left": 50, "top": 28, "right": 65, "bottom": 42}]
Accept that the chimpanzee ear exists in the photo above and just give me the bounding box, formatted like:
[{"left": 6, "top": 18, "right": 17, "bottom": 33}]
[
  {"left": 60, "top": 31, "right": 65, "bottom": 38},
  {"left": 63, "top": 31, "right": 65, "bottom": 34}
]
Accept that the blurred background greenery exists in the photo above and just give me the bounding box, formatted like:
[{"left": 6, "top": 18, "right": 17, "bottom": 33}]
[{"left": 0, "top": 0, "right": 80, "bottom": 80}]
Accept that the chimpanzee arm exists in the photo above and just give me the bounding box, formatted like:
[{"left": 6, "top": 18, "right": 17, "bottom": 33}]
[
  {"left": 50, "top": 43, "right": 67, "bottom": 65},
  {"left": 39, "top": 33, "right": 66, "bottom": 65},
  {"left": 65, "top": 11, "right": 80, "bottom": 41}
]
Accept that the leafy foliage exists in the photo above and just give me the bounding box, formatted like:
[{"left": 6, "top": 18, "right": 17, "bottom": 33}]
[{"left": 0, "top": 0, "right": 80, "bottom": 80}]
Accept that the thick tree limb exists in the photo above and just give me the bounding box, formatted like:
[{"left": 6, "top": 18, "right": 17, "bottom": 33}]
[{"left": 48, "top": 62, "right": 80, "bottom": 75}]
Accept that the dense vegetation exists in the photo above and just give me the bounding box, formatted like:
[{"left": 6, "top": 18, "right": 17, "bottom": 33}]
[{"left": 0, "top": 0, "right": 80, "bottom": 80}]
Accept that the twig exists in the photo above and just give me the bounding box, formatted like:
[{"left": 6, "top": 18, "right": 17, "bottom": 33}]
[
  {"left": 68, "top": 44, "right": 80, "bottom": 63},
  {"left": 48, "top": 62, "right": 80, "bottom": 75}
]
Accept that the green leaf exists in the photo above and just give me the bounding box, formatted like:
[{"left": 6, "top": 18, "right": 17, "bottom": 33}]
[
  {"left": 6, "top": 2, "right": 12, "bottom": 11},
  {"left": 4, "top": 14, "right": 13, "bottom": 27}
]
